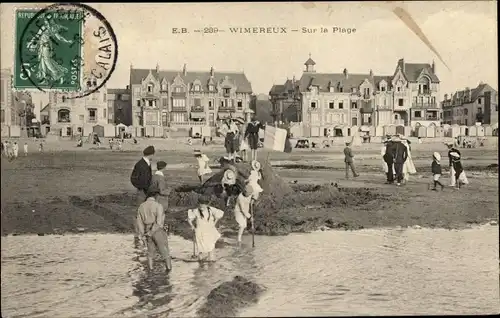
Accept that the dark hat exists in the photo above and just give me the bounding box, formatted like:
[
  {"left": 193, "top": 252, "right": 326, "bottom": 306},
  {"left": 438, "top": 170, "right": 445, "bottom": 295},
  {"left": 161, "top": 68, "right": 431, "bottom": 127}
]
[
  {"left": 143, "top": 146, "right": 155, "bottom": 156},
  {"left": 198, "top": 195, "right": 211, "bottom": 205},
  {"left": 156, "top": 161, "right": 167, "bottom": 170}
]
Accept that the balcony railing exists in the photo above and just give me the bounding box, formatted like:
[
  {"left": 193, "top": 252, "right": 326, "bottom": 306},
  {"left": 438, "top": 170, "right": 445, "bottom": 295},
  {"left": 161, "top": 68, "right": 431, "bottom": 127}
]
[
  {"left": 191, "top": 106, "right": 205, "bottom": 112},
  {"left": 171, "top": 107, "right": 187, "bottom": 112},
  {"left": 412, "top": 103, "right": 438, "bottom": 109},
  {"left": 218, "top": 107, "right": 236, "bottom": 112},
  {"left": 418, "top": 90, "right": 431, "bottom": 95},
  {"left": 223, "top": 92, "right": 231, "bottom": 97},
  {"left": 88, "top": 118, "right": 97, "bottom": 123}
]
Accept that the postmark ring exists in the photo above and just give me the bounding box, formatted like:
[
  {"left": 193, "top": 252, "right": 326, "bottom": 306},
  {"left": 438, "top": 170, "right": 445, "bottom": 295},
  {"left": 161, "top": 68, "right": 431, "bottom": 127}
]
[{"left": 16, "top": 2, "right": 118, "bottom": 99}]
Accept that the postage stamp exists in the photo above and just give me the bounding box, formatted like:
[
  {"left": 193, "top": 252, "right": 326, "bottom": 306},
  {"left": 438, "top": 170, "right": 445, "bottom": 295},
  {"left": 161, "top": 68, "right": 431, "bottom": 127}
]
[{"left": 14, "top": 3, "right": 118, "bottom": 98}]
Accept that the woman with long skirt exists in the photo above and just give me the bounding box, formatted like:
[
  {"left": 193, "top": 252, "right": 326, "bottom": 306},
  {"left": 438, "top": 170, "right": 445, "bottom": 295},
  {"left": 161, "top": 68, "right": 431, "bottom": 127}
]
[
  {"left": 446, "top": 143, "right": 469, "bottom": 187},
  {"left": 401, "top": 138, "right": 417, "bottom": 183}
]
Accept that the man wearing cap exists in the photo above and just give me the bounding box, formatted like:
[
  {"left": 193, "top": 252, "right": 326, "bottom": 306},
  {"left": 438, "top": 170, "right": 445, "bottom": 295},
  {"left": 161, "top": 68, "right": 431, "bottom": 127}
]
[
  {"left": 131, "top": 146, "right": 155, "bottom": 205},
  {"left": 149, "top": 160, "right": 169, "bottom": 213},
  {"left": 343, "top": 141, "right": 359, "bottom": 179},
  {"left": 136, "top": 186, "right": 172, "bottom": 273}
]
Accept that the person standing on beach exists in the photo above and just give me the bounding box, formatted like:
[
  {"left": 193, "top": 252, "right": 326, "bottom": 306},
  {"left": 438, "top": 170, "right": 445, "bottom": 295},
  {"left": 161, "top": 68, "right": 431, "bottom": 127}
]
[
  {"left": 136, "top": 186, "right": 172, "bottom": 273},
  {"left": 245, "top": 115, "right": 264, "bottom": 162},
  {"left": 23, "top": 142, "right": 28, "bottom": 157},
  {"left": 391, "top": 136, "right": 408, "bottom": 186},
  {"left": 149, "top": 160, "right": 169, "bottom": 213},
  {"left": 187, "top": 195, "right": 224, "bottom": 262},
  {"left": 12, "top": 142, "right": 19, "bottom": 159},
  {"left": 446, "top": 143, "right": 469, "bottom": 187},
  {"left": 431, "top": 152, "right": 445, "bottom": 191},
  {"left": 131, "top": 146, "right": 155, "bottom": 236},
  {"left": 343, "top": 141, "right": 359, "bottom": 179},
  {"left": 234, "top": 184, "right": 253, "bottom": 245},
  {"left": 194, "top": 149, "right": 212, "bottom": 185}
]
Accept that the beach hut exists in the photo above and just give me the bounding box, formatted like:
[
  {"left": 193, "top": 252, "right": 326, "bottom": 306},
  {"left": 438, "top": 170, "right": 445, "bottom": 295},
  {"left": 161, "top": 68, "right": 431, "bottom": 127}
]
[
  {"left": 435, "top": 126, "right": 445, "bottom": 137},
  {"left": 403, "top": 126, "right": 412, "bottom": 137},
  {"left": 459, "top": 125, "right": 468, "bottom": 136},
  {"left": 416, "top": 125, "right": 427, "bottom": 137},
  {"left": 450, "top": 124, "right": 460, "bottom": 138},
  {"left": 92, "top": 124, "right": 104, "bottom": 137},
  {"left": 395, "top": 125, "right": 405, "bottom": 136},
  {"left": 368, "top": 126, "right": 376, "bottom": 137},
  {"left": 476, "top": 125, "right": 485, "bottom": 137},
  {"left": 468, "top": 125, "right": 478, "bottom": 137},
  {"left": 374, "top": 126, "right": 383, "bottom": 137},
  {"left": 442, "top": 124, "right": 451, "bottom": 137},
  {"left": 115, "top": 123, "right": 126, "bottom": 137},
  {"left": 483, "top": 124, "right": 492, "bottom": 136},
  {"left": 426, "top": 123, "right": 436, "bottom": 138},
  {"left": 350, "top": 125, "right": 359, "bottom": 137},
  {"left": 383, "top": 125, "right": 396, "bottom": 136}
]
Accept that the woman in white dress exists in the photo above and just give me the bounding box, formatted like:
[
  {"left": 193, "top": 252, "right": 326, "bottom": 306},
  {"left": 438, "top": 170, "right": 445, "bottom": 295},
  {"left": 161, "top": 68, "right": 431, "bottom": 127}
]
[
  {"left": 194, "top": 149, "right": 212, "bottom": 184},
  {"left": 249, "top": 160, "right": 264, "bottom": 200},
  {"left": 187, "top": 196, "right": 224, "bottom": 262},
  {"left": 401, "top": 138, "right": 417, "bottom": 183}
]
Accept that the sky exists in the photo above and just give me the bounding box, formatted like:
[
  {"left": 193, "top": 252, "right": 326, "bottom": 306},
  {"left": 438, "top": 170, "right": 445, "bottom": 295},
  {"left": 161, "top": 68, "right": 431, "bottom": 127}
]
[{"left": 1, "top": 1, "right": 497, "bottom": 118}]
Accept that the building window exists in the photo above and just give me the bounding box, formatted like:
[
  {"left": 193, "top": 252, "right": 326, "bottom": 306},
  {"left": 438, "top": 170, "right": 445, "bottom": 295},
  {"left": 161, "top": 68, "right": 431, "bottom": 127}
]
[
  {"left": 103, "top": 108, "right": 107, "bottom": 118},
  {"left": 162, "top": 112, "right": 168, "bottom": 126},
  {"left": 237, "top": 100, "right": 243, "bottom": 109},
  {"left": 147, "top": 84, "right": 153, "bottom": 93},
  {"left": 329, "top": 87, "right": 334, "bottom": 93},
  {"left": 398, "top": 99, "right": 404, "bottom": 106},
  {"left": 194, "top": 84, "right": 201, "bottom": 92},
  {"left": 394, "top": 114, "right": 399, "bottom": 120},
  {"left": 0, "top": 109, "right": 4, "bottom": 123},
  {"left": 339, "top": 102, "right": 344, "bottom": 109},
  {"left": 88, "top": 109, "right": 97, "bottom": 121},
  {"left": 351, "top": 102, "right": 357, "bottom": 109},
  {"left": 173, "top": 99, "right": 186, "bottom": 108},
  {"left": 397, "top": 87, "right": 401, "bottom": 92},
  {"left": 382, "top": 98, "right": 386, "bottom": 106},
  {"left": 194, "top": 98, "right": 202, "bottom": 107},
  {"left": 103, "top": 93, "right": 106, "bottom": 102},
  {"left": 478, "top": 107, "right": 482, "bottom": 113},
  {"left": 464, "top": 109, "right": 468, "bottom": 115},
  {"left": 162, "top": 98, "right": 167, "bottom": 107},
  {"left": 478, "top": 98, "right": 482, "bottom": 104},
  {"left": 414, "top": 111, "right": 422, "bottom": 118},
  {"left": 465, "top": 119, "right": 468, "bottom": 125},
  {"left": 209, "top": 85, "right": 214, "bottom": 91},
  {"left": 136, "top": 99, "right": 141, "bottom": 107},
  {"left": 432, "top": 97, "right": 436, "bottom": 105},
  {"left": 339, "top": 87, "right": 343, "bottom": 93},
  {"left": 117, "top": 94, "right": 122, "bottom": 101},
  {"left": 134, "top": 87, "right": 141, "bottom": 95},
  {"left": 352, "top": 87, "right": 357, "bottom": 93},
  {"left": 147, "top": 100, "right": 155, "bottom": 107},
  {"left": 162, "top": 83, "right": 167, "bottom": 91},
  {"left": 381, "top": 86, "right": 386, "bottom": 92},
  {"left": 209, "top": 100, "right": 214, "bottom": 109},
  {"left": 223, "top": 88, "right": 231, "bottom": 95},
  {"left": 329, "top": 102, "right": 334, "bottom": 109},
  {"left": 363, "top": 88, "right": 370, "bottom": 96},
  {"left": 220, "top": 100, "right": 224, "bottom": 107},
  {"left": 62, "top": 96, "right": 66, "bottom": 102},
  {"left": 175, "top": 86, "right": 183, "bottom": 93},
  {"left": 310, "top": 101, "right": 317, "bottom": 109},
  {"left": 79, "top": 115, "right": 84, "bottom": 121},
  {"left": 58, "top": 109, "right": 70, "bottom": 123}
]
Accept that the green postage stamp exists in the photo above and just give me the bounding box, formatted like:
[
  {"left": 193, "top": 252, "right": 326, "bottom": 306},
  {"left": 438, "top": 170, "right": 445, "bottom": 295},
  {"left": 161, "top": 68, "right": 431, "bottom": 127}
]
[{"left": 14, "top": 8, "right": 84, "bottom": 91}]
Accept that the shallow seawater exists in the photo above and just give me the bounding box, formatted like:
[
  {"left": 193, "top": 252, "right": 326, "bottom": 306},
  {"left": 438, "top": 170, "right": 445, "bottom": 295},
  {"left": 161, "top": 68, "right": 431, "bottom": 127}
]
[{"left": 1, "top": 226, "right": 499, "bottom": 317}]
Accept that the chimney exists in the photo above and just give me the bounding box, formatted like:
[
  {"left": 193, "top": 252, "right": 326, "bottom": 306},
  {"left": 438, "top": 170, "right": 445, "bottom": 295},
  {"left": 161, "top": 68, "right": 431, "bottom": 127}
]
[
  {"left": 369, "top": 69, "right": 373, "bottom": 77},
  {"left": 210, "top": 66, "right": 214, "bottom": 77},
  {"left": 155, "top": 63, "right": 159, "bottom": 73},
  {"left": 398, "top": 58, "right": 405, "bottom": 72},
  {"left": 343, "top": 68, "right": 348, "bottom": 79},
  {"left": 182, "top": 63, "right": 187, "bottom": 76},
  {"left": 431, "top": 60, "right": 435, "bottom": 73},
  {"left": 126, "top": 85, "right": 129, "bottom": 90}
]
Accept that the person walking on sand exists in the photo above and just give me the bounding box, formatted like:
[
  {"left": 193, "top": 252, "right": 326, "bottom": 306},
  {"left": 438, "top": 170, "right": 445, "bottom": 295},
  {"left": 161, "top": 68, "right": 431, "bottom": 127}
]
[
  {"left": 431, "top": 152, "right": 445, "bottom": 191},
  {"left": 400, "top": 137, "right": 416, "bottom": 184},
  {"left": 187, "top": 195, "right": 224, "bottom": 262},
  {"left": 391, "top": 136, "right": 408, "bottom": 186},
  {"left": 343, "top": 141, "right": 359, "bottom": 179},
  {"left": 136, "top": 186, "right": 172, "bottom": 273},
  {"left": 131, "top": 146, "right": 155, "bottom": 237},
  {"left": 234, "top": 184, "right": 253, "bottom": 245},
  {"left": 149, "top": 160, "right": 170, "bottom": 214},
  {"left": 12, "top": 142, "right": 19, "bottom": 159},
  {"left": 194, "top": 149, "right": 212, "bottom": 185},
  {"left": 381, "top": 139, "right": 395, "bottom": 182},
  {"left": 245, "top": 114, "right": 264, "bottom": 162},
  {"left": 446, "top": 143, "right": 468, "bottom": 187},
  {"left": 222, "top": 118, "right": 240, "bottom": 162},
  {"left": 449, "top": 151, "right": 465, "bottom": 190},
  {"left": 23, "top": 142, "right": 28, "bottom": 157}
]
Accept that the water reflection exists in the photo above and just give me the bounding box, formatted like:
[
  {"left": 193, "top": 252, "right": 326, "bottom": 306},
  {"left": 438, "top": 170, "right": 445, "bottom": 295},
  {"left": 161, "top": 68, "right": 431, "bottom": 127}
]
[{"left": 1, "top": 227, "right": 498, "bottom": 318}]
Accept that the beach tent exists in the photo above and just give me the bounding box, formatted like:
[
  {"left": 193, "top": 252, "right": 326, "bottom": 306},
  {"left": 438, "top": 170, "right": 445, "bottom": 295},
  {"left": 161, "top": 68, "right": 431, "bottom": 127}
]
[
  {"left": 395, "top": 125, "right": 405, "bottom": 136},
  {"left": 375, "top": 126, "right": 384, "bottom": 137},
  {"left": 476, "top": 125, "right": 485, "bottom": 137},
  {"left": 442, "top": 124, "right": 451, "bottom": 137},
  {"left": 459, "top": 125, "right": 468, "bottom": 136},
  {"left": 403, "top": 126, "right": 412, "bottom": 137},
  {"left": 368, "top": 126, "right": 376, "bottom": 136},
  {"left": 483, "top": 125, "right": 493, "bottom": 136},
  {"left": 450, "top": 124, "right": 460, "bottom": 138},
  {"left": 468, "top": 125, "right": 478, "bottom": 137},
  {"left": 426, "top": 124, "right": 436, "bottom": 138},
  {"left": 434, "top": 126, "right": 445, "bottom": 137},
  {"left": 115, "top": 123, "right": 126, "bottom": 137},
  {"left": 416, "top": 126, "right": 427, "bottom": 137},
  {"left": 92, "top": 125, "right": 104, "bottom": 137}
]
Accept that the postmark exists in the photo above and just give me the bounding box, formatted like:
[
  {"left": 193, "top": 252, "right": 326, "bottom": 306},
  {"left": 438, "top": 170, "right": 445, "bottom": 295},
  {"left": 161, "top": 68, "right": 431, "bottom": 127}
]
[{"left": 14, "top": 3, "right": 118, "bottom": 99}]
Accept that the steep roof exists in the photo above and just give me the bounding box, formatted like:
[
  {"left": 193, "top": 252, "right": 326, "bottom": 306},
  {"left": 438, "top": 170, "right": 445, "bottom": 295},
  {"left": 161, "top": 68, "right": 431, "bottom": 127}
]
[
  {"left": 298, "top": 72, "right": 387, "bottom": 92},
  {"left": 130, "top": 68, "right": 252, "bottom": 93},
  {"left": 107, "top": 88, "right": 129, "bottom": 94},
  {"left": 304, "top": 58, "right": 316, "bottom": 66},
  {"left": 269, "top": 84, "right": 285, "bottom": 94},
  {"left": 449, "top": 83, "right": 497, "bottom": 102},
  {"left": 403, "top": 63, "right": 439, "bottom": 83}
]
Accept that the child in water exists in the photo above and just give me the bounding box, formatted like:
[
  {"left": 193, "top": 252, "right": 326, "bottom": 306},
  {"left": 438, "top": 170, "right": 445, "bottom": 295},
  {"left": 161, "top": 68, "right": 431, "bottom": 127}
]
[
  {"left": 431, "top": 152, "right": 445, "bottom": 191},
  {"left": 194, "top": 149, "right": 212, "bottom": 184},
  {"left": 187, "top": 195, "right": 224, "bottom": 262},
  {"left": 234, "top": 183, "right": 253, "bottom": 245}
]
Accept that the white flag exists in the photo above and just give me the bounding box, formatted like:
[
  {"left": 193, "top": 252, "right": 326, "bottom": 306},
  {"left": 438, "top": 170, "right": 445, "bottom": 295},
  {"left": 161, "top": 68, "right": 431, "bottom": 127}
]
[{"left": 263, "top": 126, "right": 287, "bottom": 152}]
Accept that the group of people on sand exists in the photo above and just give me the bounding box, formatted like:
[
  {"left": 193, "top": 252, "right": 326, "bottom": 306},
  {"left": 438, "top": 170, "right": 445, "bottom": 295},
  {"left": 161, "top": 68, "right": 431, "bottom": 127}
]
[
  {"left": 381, "top": 135, "right": 417, "bottom": 186},
  {"left": 130, "top": 144, "right": 264, "bottom": 273},
  {"left": 218, "top": 115, "right": 264, "bottom": 163},
  {"left": 1, "top": 140, "right": 33, "bottom": 160}
]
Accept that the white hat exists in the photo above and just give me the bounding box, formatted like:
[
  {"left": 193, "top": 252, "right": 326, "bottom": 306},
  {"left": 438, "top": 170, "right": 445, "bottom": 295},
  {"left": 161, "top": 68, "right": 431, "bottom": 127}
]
[
  {"left": 223, "top": 169, "right": 236, "bottom": 184},
  {"left": 450, "top": 151, "right": 460, "bottom": 158},
  {"left": 251, "top": 160, "right": 261, "bottom": 171},
  {"left": 433, "top": 152, "right": 441, "bottom": 161}
]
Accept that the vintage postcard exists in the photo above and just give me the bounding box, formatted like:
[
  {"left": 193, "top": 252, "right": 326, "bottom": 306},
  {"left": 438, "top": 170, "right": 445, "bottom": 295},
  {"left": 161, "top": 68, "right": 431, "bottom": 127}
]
[{"left": 1, "top": 2, "right": 498, "bottom": 317}]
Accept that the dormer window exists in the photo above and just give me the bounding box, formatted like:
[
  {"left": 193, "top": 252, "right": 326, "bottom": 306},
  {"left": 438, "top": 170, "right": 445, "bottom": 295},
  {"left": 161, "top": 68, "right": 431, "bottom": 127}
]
[
  {"left": 147, "top": 84, "right": 153, "bottom": 93},
  {"left": 174, "top": 86, "right": 183, "bottom": 93},
  {"left": 352, "top": 87, "right": 357, "bottom": 93},
  {"left": 380, "top": 84, "right": 386, "bottom": 92},
  {"left": 339, "top": 87, "right": 343, "bottom": 93},
  {"left": 161, "top": 83, "right": 167, "bottom": 91},
  {"left": 329, "top": 86, "right": 334, "bottom": 93},
  {"left": 194, "top": 84, "right": 201, "bottom": 92},
  {"left": 223, "top": 88, "right": 231, "bottom": 95},
  {"left": 209, "top": 84, "right": 214, "bottom": 91}
]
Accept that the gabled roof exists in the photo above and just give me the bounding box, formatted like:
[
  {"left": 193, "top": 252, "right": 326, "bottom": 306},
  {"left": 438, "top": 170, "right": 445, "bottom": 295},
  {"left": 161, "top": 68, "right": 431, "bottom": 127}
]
[
  {"left": 373, "top": 76, "right": 392, "bottom": 87},
  {"left": 403, "top": 63, "right": 439, "bottom": 83},
  {"left": 304, "top": 58, "right": 316, "bottom": 66},
  {"left": 283, "top": 79, "right": 295, "bottom": 91},
  {"left": 269, "top": 84, "right": 285, "bottom": 94},
  {"left": 298, "top": 72, "right": 381, "bottom": 92},
  {"left": 447, "top": 83, "right": 497, "bottom": 103},
  {"left": 130, "top": 68, "right": 252, "bottom": 93}
]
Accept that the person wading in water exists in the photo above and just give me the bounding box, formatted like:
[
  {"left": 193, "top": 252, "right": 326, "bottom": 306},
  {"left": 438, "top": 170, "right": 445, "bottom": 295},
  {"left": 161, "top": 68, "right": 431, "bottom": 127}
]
[{"left": 131, "top": 146, "right": 155, "bottom": 238}]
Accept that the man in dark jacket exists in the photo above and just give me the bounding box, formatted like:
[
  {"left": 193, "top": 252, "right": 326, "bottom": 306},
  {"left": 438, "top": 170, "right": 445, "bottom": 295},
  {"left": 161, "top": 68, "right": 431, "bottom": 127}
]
[
  {"left": 392, "top": 137, "right": 408, "bottom": 186},
  {"left": 131, "top": 146, "right": 155, "bottom": 202},
  {"left": 343, "top": 141, "right": 359, "bottom": 179},
  {"left": 383, "top": 139, "right": 395, "bottom": 184}
]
